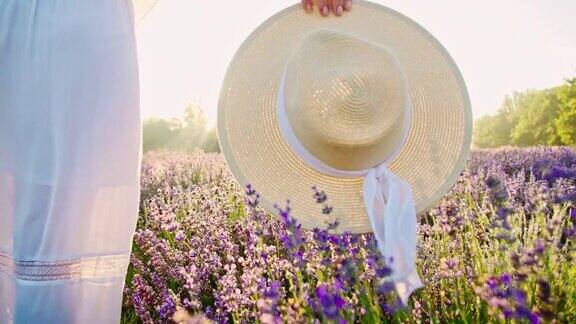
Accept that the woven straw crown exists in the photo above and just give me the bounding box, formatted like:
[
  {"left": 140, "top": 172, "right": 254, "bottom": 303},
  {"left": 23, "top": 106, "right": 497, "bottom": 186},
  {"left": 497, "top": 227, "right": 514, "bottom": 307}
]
[{"left": 284, "top": 29, "right": 411, "bottom": 171}]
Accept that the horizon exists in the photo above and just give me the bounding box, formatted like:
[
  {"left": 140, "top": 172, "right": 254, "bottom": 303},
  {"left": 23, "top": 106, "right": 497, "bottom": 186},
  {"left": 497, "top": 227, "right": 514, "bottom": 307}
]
[{"left": 136, "top": 0, "right": 576, "bottom": 127}]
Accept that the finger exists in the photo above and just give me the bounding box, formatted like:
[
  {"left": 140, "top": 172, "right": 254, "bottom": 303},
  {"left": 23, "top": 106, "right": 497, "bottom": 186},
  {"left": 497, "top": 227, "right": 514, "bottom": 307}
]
[
  {"left": 317, "top": 0, "right": 329, "bottom": 17},
  {"left": 331, "top": 0, "right": 345, "bottom": 16},
  {"left": 301, "top": 0, "right": 313, "bottom": 13},
  {"left": 344, "top": 0, "right": 352, "bottom": 10}
]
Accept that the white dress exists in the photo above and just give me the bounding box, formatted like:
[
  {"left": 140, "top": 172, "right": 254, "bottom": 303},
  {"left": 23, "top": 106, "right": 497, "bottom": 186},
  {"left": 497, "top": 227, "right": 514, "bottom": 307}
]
[{"left": 0, "top": 0, "right": 141, "bottom": 322}]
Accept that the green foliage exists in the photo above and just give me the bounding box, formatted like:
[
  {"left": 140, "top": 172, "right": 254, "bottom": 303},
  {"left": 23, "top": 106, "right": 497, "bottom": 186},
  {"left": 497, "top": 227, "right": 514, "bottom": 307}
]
[
  {"left": 474, "top": 78, "right": 576, "bottom": 148},
  {"left": 142, "top": 103, "right": 220, "bottom": 153},
  {"left": 509, "top": 89, "right": 562, "bottom": 146},
  {"left": 556, "top": 78, "right": 576, "bottom": 145},
  {"left": 142, "top": 117, "right": 182, "bottom": 152},
  {"left": 473, "top": 112, "right": 513, "bottom": 148}
]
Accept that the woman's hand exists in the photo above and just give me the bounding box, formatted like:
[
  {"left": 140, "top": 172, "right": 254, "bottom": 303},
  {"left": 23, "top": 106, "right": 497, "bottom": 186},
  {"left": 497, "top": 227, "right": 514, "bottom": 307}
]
[{"left": 301, "top": 0, "right": 352, "bottom": 17}]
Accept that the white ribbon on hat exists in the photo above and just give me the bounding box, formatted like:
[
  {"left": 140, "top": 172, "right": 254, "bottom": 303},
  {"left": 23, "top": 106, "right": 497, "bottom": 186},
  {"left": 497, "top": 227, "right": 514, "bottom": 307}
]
[{"left": 276, "top": 71, "right": 423, "bottom": 305}]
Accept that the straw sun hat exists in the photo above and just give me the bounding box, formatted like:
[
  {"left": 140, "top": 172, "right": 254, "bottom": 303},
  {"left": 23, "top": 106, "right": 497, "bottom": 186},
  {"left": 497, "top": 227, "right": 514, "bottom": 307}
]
[{"left": 218, "top": 1, "right": 472, "bottom": 235}]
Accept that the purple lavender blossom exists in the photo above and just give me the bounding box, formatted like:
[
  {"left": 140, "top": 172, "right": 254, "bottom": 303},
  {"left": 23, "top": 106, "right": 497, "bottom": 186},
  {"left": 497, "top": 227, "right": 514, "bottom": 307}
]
[{"left": 123, "top": 148, "right": 576, "bottom": 323}]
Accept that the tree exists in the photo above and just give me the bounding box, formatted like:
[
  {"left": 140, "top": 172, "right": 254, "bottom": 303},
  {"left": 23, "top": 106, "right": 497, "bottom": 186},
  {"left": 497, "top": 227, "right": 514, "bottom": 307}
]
[
  {"left": 203, "top": 127, "right": 220, "bottom": 153},
  {"left": 142, "top": 102, "right": 221, "bottom": 153},
  {"left": 184, "top": 102, "right": 207, "bottom": 131},
  {"left": 556, "top": 78, "right": 576, "bottom": 145},
  {"left": 509, "top": 89, "right": 562, "bottom": 146},
  {"left": 174, "top": 103, "right": 210, "bottom": 151},
  {"left": 473, "top": 95, "right": 517, "bottom": 148},
  {"left": 473, "top": 76, "right": 576, "bottom": 148},
  {"left": 142, "top": 118, "right": 182, "bottom": 152}
]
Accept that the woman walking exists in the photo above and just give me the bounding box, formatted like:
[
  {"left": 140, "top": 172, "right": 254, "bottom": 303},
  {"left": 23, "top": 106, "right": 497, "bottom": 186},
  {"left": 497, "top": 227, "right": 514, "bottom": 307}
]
[
  {"left": 0, "top": 1, "right": 350, "bottom": 322},
  {"left": 0, "top": 1, "right": 141, "bottom": 322}
]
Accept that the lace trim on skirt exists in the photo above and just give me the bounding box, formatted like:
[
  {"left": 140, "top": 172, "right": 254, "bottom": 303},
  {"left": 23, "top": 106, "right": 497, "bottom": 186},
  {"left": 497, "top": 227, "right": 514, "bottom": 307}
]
[{"left": 0, "top": 250, "right": 129, "bottom": 281}]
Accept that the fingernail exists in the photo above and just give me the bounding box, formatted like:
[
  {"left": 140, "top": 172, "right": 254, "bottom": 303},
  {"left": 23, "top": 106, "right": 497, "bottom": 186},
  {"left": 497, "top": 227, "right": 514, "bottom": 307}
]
[
  {"left": 336, "top": 5, "right": 343, "bottom": 16},
  {"left": 345, "top": 0, "right": 352, "bottom": 10},
  {"left": 321, "top": 6, "right": 329, "bottom": 16},
  {"left": 305, "top": 3, "right": 312, "bottom": 13}
]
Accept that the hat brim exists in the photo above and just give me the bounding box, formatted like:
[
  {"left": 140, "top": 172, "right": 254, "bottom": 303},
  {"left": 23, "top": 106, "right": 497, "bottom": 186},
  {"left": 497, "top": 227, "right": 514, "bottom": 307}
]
[{"left": 218, "top": 0, "right": 472, "bottom": 233}]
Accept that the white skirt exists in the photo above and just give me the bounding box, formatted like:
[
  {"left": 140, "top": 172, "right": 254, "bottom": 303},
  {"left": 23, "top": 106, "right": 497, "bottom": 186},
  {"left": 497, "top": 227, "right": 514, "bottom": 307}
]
[{"left": 0, "top": 1, "right": 141, "bottom": 322}]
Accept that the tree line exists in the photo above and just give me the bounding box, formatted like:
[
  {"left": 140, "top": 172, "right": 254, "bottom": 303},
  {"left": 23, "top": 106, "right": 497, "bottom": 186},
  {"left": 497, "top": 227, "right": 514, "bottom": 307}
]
[
  {"left": 142, "top": 103, "right": 220, "bottom": 153},
  {"left": 473, "top": 78, "right": 576, "bottom": 148},
  {"left": 144, "top": 78, "right": 576, "bottom": 153}
]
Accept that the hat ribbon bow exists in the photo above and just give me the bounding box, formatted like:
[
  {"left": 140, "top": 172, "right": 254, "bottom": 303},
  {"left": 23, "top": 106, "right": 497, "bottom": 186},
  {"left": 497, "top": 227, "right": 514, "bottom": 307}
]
[{"left": 363, "top": 164, "right": 423, "bottom": 305}]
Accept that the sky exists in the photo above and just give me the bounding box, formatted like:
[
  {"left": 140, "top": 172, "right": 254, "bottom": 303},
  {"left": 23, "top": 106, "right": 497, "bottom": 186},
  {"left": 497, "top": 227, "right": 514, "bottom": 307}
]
[{"left": 137, "top": 0, "right": 576, "bottom": 127}]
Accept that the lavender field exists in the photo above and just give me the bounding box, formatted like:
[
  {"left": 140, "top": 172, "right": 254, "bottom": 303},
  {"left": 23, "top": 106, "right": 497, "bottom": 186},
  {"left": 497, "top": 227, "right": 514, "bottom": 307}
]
[{"left": 122, "top": 147, "right": 576, "bottom": 323}]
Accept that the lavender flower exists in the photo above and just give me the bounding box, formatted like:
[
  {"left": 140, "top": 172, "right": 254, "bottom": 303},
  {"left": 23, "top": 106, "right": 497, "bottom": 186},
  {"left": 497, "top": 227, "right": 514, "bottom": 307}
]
[{"left": 123, "top": 148, "right": 576, "bottom": 323}]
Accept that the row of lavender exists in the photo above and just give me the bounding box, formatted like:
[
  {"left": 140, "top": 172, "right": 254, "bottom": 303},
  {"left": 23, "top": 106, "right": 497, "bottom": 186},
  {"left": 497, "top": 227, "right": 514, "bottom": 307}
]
[{"left": 122, "top": 147, "right": 576, "bottom": 323}]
